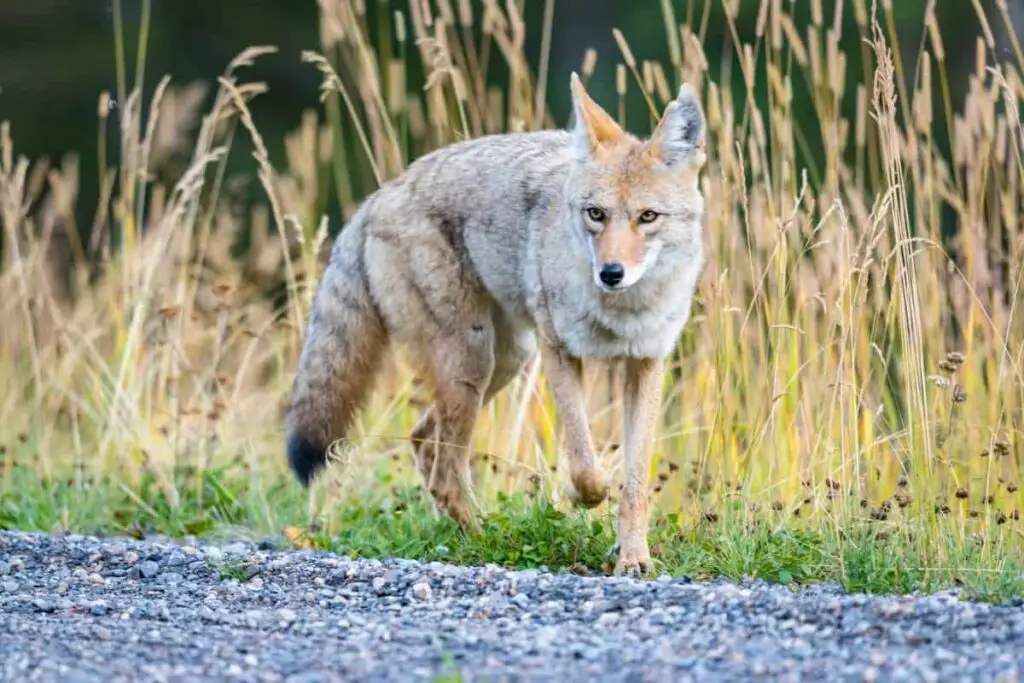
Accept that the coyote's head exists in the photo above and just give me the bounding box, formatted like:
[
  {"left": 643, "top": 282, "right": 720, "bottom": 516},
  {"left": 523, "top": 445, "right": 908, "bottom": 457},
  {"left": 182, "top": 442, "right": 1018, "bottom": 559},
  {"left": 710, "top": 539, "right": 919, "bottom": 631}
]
[{"left": 565, "top": 72, "right": 706, "bottom": 293}]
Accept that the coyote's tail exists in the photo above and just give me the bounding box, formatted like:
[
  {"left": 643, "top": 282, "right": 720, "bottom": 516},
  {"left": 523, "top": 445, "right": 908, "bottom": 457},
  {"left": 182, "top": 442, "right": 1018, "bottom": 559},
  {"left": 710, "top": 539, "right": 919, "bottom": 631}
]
[{"left": 285, "top": 216, "right": 387, "bottom": 485}]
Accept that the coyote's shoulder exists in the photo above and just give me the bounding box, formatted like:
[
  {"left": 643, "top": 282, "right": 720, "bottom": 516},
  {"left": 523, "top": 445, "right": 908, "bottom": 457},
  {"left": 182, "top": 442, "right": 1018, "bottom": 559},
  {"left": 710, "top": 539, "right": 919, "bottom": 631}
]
[{"left": 286, "top": 72, "right": 707, "bottom": 575}]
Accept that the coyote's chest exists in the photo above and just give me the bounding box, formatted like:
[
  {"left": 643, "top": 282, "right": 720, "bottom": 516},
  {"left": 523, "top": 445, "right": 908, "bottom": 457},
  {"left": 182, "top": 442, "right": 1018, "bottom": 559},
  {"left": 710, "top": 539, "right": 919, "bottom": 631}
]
[{"left": 549, "top": 284, "right": 694, "bottom": 360}]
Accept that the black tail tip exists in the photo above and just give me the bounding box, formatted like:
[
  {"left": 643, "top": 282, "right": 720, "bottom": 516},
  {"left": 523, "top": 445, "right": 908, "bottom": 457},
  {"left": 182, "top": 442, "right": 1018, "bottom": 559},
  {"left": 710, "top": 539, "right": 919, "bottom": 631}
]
[{"left": 287, "top": 433, "right": 327, "bottom": 487}]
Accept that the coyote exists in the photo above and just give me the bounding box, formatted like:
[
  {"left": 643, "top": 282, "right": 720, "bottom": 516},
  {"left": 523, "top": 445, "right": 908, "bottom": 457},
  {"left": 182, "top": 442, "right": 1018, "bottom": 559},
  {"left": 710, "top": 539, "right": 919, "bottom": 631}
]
[{"left": 286, "top": 72, "right": 706, "bottom": 574}]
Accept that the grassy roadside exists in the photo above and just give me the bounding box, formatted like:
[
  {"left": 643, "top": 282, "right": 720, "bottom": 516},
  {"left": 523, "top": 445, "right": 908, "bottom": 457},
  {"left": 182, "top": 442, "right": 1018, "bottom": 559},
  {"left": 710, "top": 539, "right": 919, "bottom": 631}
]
[
  {"left": 3, "top": 0, "right": 1024, "bottom": 605},
  {"left": 3, "top": 461, "right": 1023, "bottom": 604}
]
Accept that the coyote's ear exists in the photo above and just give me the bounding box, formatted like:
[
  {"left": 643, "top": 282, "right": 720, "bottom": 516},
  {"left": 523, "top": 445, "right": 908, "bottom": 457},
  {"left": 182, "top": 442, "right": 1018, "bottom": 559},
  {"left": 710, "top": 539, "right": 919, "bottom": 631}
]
[
  {"left": 570, "top": 72, "right": 624, "bottom": 160},
  {"left": 649, "top": 83, "right": 706, "bottom": 170}
]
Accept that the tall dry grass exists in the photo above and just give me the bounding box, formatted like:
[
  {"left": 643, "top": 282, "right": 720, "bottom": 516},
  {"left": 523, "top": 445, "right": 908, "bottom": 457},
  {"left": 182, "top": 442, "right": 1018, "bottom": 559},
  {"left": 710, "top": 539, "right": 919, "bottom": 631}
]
[{"left": 2, "top": 0, "right": 1023, "bottom": 572}]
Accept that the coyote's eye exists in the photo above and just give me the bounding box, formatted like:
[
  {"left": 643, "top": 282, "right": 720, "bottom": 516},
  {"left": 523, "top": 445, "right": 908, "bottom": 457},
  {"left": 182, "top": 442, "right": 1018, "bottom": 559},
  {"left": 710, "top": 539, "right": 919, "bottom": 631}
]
[
  {"left": 585, "top": 206, "right": 606, "bottom": 223},
  {"left": 638, "top": 209, "right": 659, "bottom": 224}
]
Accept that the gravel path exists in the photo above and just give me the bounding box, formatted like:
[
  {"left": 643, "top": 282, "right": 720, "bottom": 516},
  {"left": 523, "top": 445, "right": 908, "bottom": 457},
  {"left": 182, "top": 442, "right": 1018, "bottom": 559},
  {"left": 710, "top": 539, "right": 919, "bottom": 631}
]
[{"left": 1, "top": 531, "right": 1023, "bottom": 682}]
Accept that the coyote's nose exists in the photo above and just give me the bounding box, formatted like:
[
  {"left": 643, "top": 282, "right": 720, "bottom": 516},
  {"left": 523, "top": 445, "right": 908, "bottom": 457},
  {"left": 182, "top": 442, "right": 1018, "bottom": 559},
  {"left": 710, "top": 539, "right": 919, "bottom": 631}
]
[{"left": 598, "top": 262, "right": 625, "bottom": 288}]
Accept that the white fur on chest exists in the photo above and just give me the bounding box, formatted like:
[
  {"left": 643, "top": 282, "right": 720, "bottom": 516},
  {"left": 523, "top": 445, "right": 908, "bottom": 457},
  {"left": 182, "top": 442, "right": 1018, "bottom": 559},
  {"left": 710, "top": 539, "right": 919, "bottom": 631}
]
[{"left": 553, "top": 284, "right": 695, "bottom": 359}]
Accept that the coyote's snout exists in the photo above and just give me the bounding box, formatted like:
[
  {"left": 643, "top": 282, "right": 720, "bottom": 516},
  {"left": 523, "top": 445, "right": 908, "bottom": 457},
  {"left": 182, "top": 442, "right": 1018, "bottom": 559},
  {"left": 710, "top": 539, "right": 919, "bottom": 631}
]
[
  {"left": 286, "top": 71, "right": 707, "bottom": 575},
  {"left": 590, "top": 223, "right": 658, "bottom": 292}
]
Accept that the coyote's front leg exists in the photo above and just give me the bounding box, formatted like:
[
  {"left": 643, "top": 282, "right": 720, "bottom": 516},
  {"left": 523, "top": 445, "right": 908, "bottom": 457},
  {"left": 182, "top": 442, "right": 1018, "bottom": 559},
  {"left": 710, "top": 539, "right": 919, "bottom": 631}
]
[
  {"left": 614, "top": 356, "right": 664, "bottom": 575},
  {"left": 542, "top": 342, "right": 611, "bottom": 508}
]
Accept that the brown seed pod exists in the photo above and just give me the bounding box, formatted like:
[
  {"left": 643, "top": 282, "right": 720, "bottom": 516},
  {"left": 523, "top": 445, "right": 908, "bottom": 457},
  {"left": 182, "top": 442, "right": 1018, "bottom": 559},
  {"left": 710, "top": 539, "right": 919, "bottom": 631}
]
[
  {"left": 955, "top": 488, "right": 968, "bottom": 499},
  {"left": 946, "top": 351, "right": 965, "bottom": 366}
]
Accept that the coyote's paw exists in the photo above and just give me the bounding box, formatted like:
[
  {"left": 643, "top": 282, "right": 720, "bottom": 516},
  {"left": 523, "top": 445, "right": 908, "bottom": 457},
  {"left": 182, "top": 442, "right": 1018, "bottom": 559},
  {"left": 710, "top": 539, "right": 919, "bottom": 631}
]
[
  {"left": 568, "top": 467, "right": 610, "bottom": 508},
  {"left": 613, "top": 552, "right": 652, "bottom": 577},
  {"left": 610, "top": 541, "right": 652, "bottom": 577},
  {"left": 434, "top": 491, "right": 477, "bottom": 532},
  {"left": 430, "top": 470, "right": 480, "bottom": 534}
]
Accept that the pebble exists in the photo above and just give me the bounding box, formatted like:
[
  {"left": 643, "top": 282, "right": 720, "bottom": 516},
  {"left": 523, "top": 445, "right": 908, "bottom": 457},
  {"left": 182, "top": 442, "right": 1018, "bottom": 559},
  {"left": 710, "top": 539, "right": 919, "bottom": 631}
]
[
  {"left": 161, "top": 572, "right": 184, "bottom": 585},
  {"left": 412, "top": 582, "right": 432, "bottom": 601},
  {"left": 138, "top": 561, "right": 160, "bottom": 579},
  {"left": 33, "top": 598, "right": 55, "bottom": 613},
  {"left": 104, "top": 543, "right": 127, "bottom": 557}
]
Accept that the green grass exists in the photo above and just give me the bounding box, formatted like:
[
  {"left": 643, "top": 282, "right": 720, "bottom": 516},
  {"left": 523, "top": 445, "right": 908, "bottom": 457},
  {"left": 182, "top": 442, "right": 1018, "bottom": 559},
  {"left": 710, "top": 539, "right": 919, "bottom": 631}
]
[{"left": 4, "top": 461, "right": 1023, "bottom": 604}]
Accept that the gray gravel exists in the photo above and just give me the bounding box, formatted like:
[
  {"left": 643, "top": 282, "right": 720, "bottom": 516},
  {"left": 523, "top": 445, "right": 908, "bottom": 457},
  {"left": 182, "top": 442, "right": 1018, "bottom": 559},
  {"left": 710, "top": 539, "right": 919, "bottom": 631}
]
[{"left": 1, "top": 531, "right": 1022, "bottom": 682}]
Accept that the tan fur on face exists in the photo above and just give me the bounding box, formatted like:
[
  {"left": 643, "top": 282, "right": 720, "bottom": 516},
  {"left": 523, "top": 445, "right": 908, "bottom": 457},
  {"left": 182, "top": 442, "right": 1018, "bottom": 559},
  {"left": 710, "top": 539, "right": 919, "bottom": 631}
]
[{"left": 594, "top": 223, "right": 645, "bottom": 269}]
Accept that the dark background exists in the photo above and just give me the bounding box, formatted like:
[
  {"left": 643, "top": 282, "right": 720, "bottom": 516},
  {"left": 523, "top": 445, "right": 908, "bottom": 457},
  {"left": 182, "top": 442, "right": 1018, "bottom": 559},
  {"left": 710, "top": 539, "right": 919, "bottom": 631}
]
[{"left": 1, "top": 0, "right": 1019, "bottom": 227}]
